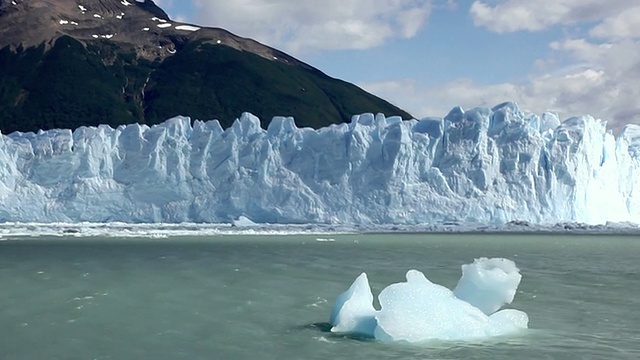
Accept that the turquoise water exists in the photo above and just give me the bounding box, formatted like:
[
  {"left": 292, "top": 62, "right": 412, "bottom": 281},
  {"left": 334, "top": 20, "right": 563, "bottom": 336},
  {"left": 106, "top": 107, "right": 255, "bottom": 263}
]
[{"left": 1, "top": 233, "right": 639, "bottom": 359}]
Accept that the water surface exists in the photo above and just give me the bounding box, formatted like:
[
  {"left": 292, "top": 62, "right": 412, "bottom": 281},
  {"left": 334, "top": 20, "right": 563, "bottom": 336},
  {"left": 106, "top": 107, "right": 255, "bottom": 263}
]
[{"left": 1, "top": 234, "right": 638, "bottom": 359}]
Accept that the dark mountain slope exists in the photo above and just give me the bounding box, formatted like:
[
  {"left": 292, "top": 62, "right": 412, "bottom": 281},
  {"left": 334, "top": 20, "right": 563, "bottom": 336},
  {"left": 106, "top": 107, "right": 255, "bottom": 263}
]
[{"left": 0, "top": 0, "right": 412, "bottom": 133}]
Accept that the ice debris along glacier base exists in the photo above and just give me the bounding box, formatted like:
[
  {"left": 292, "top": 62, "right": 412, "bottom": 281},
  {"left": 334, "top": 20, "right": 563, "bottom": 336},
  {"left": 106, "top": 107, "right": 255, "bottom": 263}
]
[
  {"left": 329, "top": 258, "right": 528, "bottom": 343},
  {"left": 0, "top": 101, "right": 640, "bottom": 224}
]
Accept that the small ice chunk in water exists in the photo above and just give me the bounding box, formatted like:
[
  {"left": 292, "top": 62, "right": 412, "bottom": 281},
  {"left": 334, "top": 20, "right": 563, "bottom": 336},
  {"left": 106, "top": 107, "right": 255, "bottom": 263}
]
[
  {"left": 453, "top": 257, "right": 522, "bottom": 315},
  {"left": 329, "top": 273, "right": 377, "bottom": 336},
  {"left": 232, "top": 216, "right": 258, "bottom": 227},
  {"left": 328, "top": 258, "right": 528, "bottom": 343}
]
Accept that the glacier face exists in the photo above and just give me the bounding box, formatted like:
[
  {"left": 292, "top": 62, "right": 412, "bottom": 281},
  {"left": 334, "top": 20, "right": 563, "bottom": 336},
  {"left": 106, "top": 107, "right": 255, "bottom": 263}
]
[{"left": 1, "top": 101, "right": 639, "bottom": 224}]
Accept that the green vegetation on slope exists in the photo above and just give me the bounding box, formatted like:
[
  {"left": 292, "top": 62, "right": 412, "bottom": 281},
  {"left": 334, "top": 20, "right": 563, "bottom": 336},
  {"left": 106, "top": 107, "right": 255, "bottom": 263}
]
[
  {"left": 0, "top": 36, "right": 412, "bottom": 134},
  {"left": 0, "top": 37, "right": 153, "bottom": 133}
]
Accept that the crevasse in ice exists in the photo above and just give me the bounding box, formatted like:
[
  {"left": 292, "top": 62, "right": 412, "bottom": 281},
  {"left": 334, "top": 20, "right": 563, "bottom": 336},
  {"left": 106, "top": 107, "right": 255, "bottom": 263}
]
[{"left": 0, "top": 102, "right": 639, "bottom": 224}]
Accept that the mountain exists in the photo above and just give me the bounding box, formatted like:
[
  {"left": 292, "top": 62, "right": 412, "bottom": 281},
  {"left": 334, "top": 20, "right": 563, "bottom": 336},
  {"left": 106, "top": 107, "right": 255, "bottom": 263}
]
[
  {"left": 0, "top": 0, "right": 412, "bottom": 133},
  {"left": 0, "top": 102, "right": 638, "bottom": 224}
]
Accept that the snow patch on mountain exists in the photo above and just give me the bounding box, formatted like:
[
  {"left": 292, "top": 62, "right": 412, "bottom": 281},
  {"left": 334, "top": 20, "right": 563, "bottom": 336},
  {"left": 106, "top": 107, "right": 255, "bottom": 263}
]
[{"left": 0, "top": 102, "right": 638, "bottom": 224}]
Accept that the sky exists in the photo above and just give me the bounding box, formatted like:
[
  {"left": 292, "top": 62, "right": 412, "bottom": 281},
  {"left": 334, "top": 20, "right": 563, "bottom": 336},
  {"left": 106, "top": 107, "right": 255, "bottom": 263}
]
[{"left": 154, "top": 0, "right": 640, "bottom": 133}]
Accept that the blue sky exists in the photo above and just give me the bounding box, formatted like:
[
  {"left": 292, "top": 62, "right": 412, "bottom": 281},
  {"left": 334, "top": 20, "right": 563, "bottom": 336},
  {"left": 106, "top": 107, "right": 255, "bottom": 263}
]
[{"left": 155, "top": 0, "right": 640, "bottom": 132}]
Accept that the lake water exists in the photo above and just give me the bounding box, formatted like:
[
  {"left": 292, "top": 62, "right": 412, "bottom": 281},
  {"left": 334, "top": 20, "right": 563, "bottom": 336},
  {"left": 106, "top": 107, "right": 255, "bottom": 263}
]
[{"left": 1, "top": 233, "right": 639, "bottom": 359}]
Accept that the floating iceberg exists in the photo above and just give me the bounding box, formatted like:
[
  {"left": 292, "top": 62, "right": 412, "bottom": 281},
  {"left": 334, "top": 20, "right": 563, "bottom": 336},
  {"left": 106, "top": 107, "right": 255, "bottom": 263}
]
[
  {"left": 329, "top": 258, "right": 528, "bottom": 342},
  {"left": 0, "top": 102, "right": 639, "bottom": 224}
]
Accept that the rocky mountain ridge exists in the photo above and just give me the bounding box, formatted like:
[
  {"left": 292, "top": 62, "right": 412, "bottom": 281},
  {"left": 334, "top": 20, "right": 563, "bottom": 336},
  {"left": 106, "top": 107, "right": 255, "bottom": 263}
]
[{"left": 0, "top": 0, "right": 301, "bottom": 63}]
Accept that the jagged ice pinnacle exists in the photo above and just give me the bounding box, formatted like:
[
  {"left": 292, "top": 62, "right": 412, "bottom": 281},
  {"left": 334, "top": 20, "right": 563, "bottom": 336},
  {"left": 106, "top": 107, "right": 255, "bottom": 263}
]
[{"left": 0, "top": 101, "right": 639, "bottom": 224}]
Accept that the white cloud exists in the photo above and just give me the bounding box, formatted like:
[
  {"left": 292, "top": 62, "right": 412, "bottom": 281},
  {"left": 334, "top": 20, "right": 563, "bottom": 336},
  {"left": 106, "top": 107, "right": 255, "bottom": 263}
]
[
  {"left": 590, "top": 6, "right": 640, "bottom": 39},
  {"left": 360, "top": 78, "right": 520, "bottom": 119},
  {"left": 190, "top": 0, "right": 432, "bottom": 53},
  {"left": 470, "top": 0, "right": 634, "bottom": 33},
  {"left": 310, "top": 0, "right": 639, "bottom": 133},
  {"left": 544, "top": 39, "right": 640, "bottom": 131},
  {"left": 361, "top": 42, "right": 640, "bottom": 134},
  {"left": 363, "top": 0, "right": 637, "bottom": 133}
]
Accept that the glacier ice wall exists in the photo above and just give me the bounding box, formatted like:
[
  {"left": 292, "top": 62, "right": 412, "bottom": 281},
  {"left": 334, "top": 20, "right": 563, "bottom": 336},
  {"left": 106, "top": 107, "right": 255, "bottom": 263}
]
[{"left": 1, "top": 101, "right": 640, "bottom": 224}]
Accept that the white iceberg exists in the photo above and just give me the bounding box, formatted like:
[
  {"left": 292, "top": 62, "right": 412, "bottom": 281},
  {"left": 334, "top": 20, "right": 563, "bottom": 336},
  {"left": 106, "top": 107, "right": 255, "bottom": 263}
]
[
  {"left": 453, "top": 257, "right": 522, "bottom": 315},
  {"left": 329, "top": 273, "right": 377, "bottom": 336},
  {"left": 329, "top": 258, "right": 528, "bottom": 343}
]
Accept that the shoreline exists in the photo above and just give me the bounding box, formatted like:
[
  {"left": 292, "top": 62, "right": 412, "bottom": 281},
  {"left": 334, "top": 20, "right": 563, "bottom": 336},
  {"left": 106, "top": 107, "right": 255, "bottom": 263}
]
[{"left": 1, "top": 221, "right": 639, "bottom": 239}]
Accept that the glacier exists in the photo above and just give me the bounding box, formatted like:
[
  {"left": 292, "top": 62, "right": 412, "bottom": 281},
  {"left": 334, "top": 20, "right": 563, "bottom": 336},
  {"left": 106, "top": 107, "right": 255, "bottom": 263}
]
[{"left": 0, "top": 101, "right": 639, "bottom": 224}]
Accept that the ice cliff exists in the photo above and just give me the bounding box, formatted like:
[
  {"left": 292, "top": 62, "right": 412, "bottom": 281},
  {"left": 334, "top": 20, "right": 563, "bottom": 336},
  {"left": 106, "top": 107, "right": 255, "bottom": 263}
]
[{"left": 1, "top": 101, "right": 639, "bottom": 224}]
